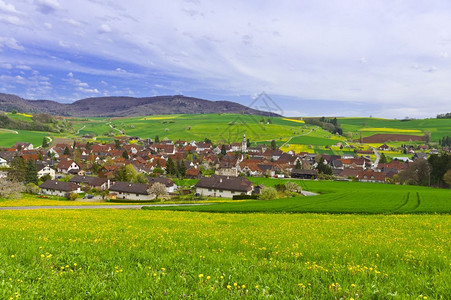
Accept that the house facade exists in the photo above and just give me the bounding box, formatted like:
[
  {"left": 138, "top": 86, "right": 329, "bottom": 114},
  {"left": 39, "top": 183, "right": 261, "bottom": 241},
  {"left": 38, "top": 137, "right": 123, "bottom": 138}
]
[
  {"left": 195, "top": 175, "right": 253, "bottom": 198},
  {"left": 109, "top": 182, "right": 154, "bottom": 200},
  {"left": 39, "top": 180, "right": 81, "bottom": 197}
]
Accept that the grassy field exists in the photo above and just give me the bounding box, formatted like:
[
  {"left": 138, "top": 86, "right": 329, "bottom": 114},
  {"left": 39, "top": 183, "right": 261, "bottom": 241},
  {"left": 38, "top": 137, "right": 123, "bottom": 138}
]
[
  {"left": 145, "top": 180, "right": 451, "bottom": 214},
  {"left": 339, "top": 117, "right": 451, "bottom": 141},
  {"left": 0, "top": 129, "right": 49, "bottom": 147},
  {"left": 73, "top": 114, "right": 307, "bottom": 144},
  {"left": 0, "top": 209, "right": 449, "bottom": 299}
]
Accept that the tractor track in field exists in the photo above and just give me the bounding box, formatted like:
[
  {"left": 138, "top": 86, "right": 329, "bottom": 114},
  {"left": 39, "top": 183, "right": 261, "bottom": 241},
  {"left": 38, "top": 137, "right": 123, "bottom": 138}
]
[
  {"left": 392, "top": 192, "right": 421, "bottom": 213},
  {"left": 412, "top": 192, "right": 421, "bottom": 211},
  {"left": 393, "top": 192, "right": 410, "bottom": 213}
]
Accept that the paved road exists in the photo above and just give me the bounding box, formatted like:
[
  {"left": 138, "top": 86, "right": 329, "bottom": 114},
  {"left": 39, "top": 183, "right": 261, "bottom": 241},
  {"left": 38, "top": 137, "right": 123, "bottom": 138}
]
[
  {"left": 371, "top": 146, "right": 381, "bottom": 169},
  {"left": 0, "top": 203, "right": 213, "bottom": 211}
]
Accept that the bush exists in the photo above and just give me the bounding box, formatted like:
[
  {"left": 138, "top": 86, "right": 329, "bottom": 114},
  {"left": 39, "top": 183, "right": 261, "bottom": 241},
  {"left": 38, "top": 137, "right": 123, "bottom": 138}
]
[
  {"left": 68, "top": 193, "right": 78, "bottom": 201},
  {"left": 25, "top": 183, "right": 41, "bottom": 195},
  {"left": 285, "top": 182, "right": 302, "bottom": 193},
  {"left": 274, "top": 184, "right": 286, "bottom": 192},
  {"left": 258, "top": 187, "right": 278, "bottom": 200}
]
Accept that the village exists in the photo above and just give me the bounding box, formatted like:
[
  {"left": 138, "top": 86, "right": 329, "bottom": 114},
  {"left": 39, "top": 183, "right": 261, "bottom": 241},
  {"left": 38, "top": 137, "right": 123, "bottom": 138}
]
[{"left": 0, "top": 133, "right": 442, "bottom": 201}]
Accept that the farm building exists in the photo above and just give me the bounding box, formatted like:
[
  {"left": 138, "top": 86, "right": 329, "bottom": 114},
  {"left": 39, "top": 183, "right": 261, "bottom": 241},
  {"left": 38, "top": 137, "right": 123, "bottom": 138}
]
[
  {"left": 69, "top": 175, "right": 111, "bottom": 190},
  {"left": 39, "top": 180, "right": 81, "bottom": 197},
  {"left": 195, "top": 175, "right": 254, "bottom": 198},
  {"left": 291, "top": 169, "right": 318, "bottom": 179},
  {"left": 109, "top": 182, "right": 154, "bottom": 201}
]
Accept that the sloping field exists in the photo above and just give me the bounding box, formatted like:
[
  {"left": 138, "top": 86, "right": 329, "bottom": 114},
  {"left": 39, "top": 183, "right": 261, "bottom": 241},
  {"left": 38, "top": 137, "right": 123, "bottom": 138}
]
[
  {"left": 339, "top": 117, "right": 451, "bottom": 141},
  {"left": 74, "top": 114, "right": 306, "bottom": 143},
  {"left": 362, "top": 133, "right": 424, "bottom": 143},
  {"left": 0, "top": 130, "right": 49, "bottom": 148}
]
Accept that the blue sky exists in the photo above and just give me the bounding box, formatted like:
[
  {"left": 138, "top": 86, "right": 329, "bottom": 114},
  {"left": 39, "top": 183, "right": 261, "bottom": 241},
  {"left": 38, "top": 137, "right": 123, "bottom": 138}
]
[{"left": 1, "top": 0, "right": 451, "bottom": 118}]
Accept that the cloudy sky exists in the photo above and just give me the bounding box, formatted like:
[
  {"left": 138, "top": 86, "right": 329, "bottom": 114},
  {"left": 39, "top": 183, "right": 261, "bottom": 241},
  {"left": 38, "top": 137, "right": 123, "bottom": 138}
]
[{"left": 1, "top": 0, "right": 451, "bottom": 118}]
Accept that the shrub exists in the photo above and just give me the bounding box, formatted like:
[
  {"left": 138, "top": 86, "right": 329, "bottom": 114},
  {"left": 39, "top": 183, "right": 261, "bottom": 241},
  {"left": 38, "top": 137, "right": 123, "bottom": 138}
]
[
  {"left": 274, "top": 183, "right": 286, "bottom": 192},
  {"left": 285, "top": 182, "right": 302, "bottom": 193},
  {"left": 68, "top": 193, "right": 78, "bottom": 201},
  {"left": 258, "top": 187, "right": 278, "bottom": 200},
  {"left": 25, "top": 183, "right": 41, "bottom": 195}
]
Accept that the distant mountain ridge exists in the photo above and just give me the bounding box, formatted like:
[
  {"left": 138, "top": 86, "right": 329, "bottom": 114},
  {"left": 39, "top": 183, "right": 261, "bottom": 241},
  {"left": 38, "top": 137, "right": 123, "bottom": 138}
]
[{"left": 0, "top": 93, "right": 280, "bottom": 117}]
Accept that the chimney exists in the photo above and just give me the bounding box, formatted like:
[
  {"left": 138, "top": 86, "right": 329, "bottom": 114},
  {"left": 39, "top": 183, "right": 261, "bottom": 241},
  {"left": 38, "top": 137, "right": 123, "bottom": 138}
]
[{"left": 219, "top": 178, "right": 222, "bottom": 183}]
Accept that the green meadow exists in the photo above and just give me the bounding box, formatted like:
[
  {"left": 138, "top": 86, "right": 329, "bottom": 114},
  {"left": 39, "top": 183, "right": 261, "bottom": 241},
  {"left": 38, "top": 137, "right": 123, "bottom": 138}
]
[
  {"left": 0, "top": 209, "right": 449, "bottom": 299},
  {"left": 145, "top": 180, "right": 451, "bottom": 214},
  {"left": 338, "top": 117, "right": 451, "bottom": 141},
  {"left": 0, "top": 129, "right": 49, "bottom": 148}
]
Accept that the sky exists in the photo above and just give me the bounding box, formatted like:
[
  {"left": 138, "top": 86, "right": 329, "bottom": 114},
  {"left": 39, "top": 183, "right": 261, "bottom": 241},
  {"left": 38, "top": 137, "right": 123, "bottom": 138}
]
[{"left": 1, "top": 0, "right": 451, "bottom": 118}]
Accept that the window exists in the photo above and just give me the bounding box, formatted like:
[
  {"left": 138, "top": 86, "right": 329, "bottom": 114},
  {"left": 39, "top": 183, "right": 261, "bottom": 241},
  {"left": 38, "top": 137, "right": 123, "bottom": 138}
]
[
  {"left": 208, "top": 189, "right": 212, "bottom": 192},
  {"left": 136, "top": 194, "right": 139, "bottom": 197}
]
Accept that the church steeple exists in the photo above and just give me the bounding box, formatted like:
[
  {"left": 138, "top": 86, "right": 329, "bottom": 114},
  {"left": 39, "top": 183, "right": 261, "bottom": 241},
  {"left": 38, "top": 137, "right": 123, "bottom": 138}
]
[{"left": 242, "top": 133, "right": 247, "bottom": 153}]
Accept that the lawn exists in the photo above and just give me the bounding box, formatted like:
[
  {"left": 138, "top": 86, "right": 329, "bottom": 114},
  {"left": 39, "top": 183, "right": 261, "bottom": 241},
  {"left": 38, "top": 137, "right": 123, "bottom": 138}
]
[
  {"left": 145, "top": 180, "right": 451, "bottom": 214},
  {"left": 0, "top": 210, "right": 448, "bottom": 298}
]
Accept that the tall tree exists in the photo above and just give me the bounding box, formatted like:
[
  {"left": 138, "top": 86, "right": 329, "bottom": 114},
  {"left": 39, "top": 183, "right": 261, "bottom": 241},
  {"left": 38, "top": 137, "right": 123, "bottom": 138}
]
[
  {"left": 221, "top": 145, "right": 227, "bottom": 155},
  {"left": 122, "top": 150, "right": 129, "bottom": 160},
  {"left": 166, "top": 157, "right": 176, "bottom": 175},
  {"left": 8, "top": 156, "right": 26, "bottom": 182},
  {"left": 25, "top": 160, "right": 38, "bottom": 185},
  {"left": 270, "top": 140, "right": 277, "bottom": 150},
  {"left": 42, "top": 137, "right": 49, "bottom": 148},
  {"left": 63, "top": 146, "right": 70, "bottom": 155},
  {"left": 177, "top": 160, "right": 187, "bottom": 178},
  {"left": 155, "top": 135, "right": 160, "bottom": 143},
  {"left": 115, "top": 139, "right": 121, "bottom": 149}
]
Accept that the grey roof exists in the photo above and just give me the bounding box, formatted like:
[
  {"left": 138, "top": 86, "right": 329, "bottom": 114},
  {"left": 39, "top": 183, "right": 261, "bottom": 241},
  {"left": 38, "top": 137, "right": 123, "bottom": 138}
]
[
  {"left": 147, "top": 177, "right": 175, "bottom": 187},
  {"left": 69, "top": 175, "right": 108, "bottom": 187},
  {"left": 195, "top": 175, "right": 253, "bottom": 192},
  {"left": 39, "top": 180, "right": 79, "bottom": 192},
  {"left": 109, "top": 182, "right": 149, "bottom": 195}
]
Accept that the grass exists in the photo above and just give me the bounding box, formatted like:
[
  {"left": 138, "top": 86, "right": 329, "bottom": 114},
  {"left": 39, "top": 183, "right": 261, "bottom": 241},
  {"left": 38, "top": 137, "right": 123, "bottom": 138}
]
[
  {"left": 0, "top": 209, "right": 448, "bottom": 298},
  {"left": 145, "top": 180, "right": 451, "bottom": 214},
  {"left": 74, "top": 114, "right": 307, "bottom": 144},
  {"left": 338, "top": 117, "right": 451, "bottom": 141},
  {"left": 0, "top": 130, "right": 49, "bottom": 147}
]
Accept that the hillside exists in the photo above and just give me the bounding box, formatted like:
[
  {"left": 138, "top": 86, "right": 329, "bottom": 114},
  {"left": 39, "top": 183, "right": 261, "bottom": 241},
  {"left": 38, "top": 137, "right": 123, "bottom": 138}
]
[{"left": 0, "top": 93, "right": 279, "bottom": 117}]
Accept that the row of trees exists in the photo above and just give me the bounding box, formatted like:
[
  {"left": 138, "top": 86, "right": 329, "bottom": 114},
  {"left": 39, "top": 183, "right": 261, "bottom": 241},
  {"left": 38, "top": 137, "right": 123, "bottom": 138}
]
[
  {"left": 399, "top": 154, "right": 451, "bottom": 187},
  {"left": 436, "top": 112, "right": 451, "bottom": 119},
  {"left": 304, "top": 117, "right": 343, "bottom": 135}
]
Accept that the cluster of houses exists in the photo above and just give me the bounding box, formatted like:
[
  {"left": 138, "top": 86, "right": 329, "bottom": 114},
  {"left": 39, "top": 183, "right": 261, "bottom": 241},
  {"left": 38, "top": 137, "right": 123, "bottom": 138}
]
[{"left": 0, "top": 135, "right": 446, "bottom": 199}]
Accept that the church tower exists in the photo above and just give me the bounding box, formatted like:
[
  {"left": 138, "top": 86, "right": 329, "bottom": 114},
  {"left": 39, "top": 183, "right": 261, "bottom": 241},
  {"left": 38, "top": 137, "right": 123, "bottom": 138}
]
[{"left": 242, "top": 133, "right": 247, "bottom": 153}]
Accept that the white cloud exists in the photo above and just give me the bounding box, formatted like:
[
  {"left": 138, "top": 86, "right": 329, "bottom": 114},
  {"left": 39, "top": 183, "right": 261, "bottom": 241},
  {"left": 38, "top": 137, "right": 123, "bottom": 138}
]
[
  {"left": 0, "top": 14, "right": 20, "bottom": 25},
  {"left": 0, "top": 37, "right": 24, "bottom": 50},
  {"left": 76, "top": 87, "right": 99, "bottom": 93},
  {"left": 1, "top": 0, "right": 451, "bottom": 116},
  {"left": 0, "top": 0, "right": 18, "bottom": 13},
  {"left": 99, "top": 24, "right": 111, "bottom": 33},
  {"left": 0, "top": 62, "right": 12, "bottom": 69}
]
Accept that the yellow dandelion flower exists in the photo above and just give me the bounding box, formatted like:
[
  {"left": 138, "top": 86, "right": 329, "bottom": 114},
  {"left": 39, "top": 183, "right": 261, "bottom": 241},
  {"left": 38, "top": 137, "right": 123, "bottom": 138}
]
[{"left": 198, "top": 274, "right": 204, "bottom": 278}]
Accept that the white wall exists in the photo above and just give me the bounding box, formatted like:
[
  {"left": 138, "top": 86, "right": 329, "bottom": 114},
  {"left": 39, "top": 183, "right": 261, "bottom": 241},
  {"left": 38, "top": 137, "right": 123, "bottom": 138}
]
[
  {"left": 114, "top": 192, "right": 155, "bottom": 201},
  {"left": 196, "top": 187, "right": 251, "bottom": 198}
]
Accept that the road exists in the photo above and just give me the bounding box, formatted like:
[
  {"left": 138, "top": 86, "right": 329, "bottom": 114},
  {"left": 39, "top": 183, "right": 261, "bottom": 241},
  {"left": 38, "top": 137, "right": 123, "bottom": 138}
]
[
  {"left": 0, "top": 203, "right": 213, "bottom": 211},
  {"left": 371, "top": 146, "right": 381, "bottom": 169}
]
